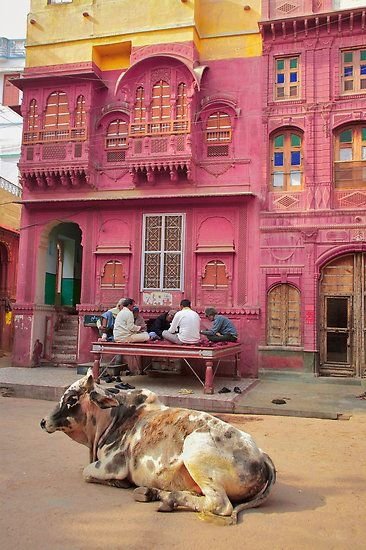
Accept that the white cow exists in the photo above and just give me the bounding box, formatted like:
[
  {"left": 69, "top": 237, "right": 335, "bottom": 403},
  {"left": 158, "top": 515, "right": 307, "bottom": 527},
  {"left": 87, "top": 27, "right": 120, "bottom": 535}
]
[{"left": 41, "top": 372, "right": 276, "bottom": 524}]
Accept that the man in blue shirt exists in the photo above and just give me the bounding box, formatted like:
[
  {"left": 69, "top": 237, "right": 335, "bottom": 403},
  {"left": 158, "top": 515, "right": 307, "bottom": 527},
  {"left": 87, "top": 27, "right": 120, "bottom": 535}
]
[{"left": 200, "top": 307, "right": 238, "bottom": 342}]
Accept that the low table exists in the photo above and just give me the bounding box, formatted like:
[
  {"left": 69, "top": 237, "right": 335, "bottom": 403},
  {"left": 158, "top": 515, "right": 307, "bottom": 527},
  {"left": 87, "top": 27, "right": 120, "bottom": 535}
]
[{"left": 91, "top": 341, "right": 242, "bottom": 394}]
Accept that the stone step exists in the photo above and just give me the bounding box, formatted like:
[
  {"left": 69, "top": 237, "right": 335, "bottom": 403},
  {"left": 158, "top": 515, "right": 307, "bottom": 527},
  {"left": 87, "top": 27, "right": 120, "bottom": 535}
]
[
  {"left": 52, "top": 352, "right": 77, "bottom": 363},
  {"left": 53, "top": 334, "right": 78, "bottom": 344}
]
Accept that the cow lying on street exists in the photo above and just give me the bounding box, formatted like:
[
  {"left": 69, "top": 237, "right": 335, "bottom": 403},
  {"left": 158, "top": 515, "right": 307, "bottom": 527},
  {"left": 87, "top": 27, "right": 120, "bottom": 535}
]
[{"left": 40, "top": 371, "right": 276, "bottom": 524}]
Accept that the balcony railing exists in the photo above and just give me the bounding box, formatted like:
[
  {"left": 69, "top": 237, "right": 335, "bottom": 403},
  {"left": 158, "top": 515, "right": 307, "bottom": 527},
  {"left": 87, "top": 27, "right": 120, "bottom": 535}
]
[
  {"left": 205, "top": 129, "right": 232, "bottom": 143},
  {"left": 105, "top": 136, "right": 127, "bottom": 149},
  {"left": 335, "top": 161, "right": 366, "bottom": 188},
  {"left": 129, "top": 119, "right": 189, "bottom": 136},
  {"left": 0, "top": 176, "right": 22, "bottom": 197},
  {"left": 23, "top": 127, "right": 87, "bottom": 145}
]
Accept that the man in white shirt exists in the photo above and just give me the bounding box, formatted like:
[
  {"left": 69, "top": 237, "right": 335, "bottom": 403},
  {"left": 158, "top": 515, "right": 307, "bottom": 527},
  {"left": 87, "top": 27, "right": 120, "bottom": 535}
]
[
  {"left": 113, "top": 298, "right": 149, "bottom": 343},
  {"left": 162, "top": 299, "right": 200, "bottom": 344}
]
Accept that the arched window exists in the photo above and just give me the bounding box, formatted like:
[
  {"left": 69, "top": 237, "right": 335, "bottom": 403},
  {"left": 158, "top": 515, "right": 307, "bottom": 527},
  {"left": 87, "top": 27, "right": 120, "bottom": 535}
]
[
  {"left": 28, "top": 99, "right": 38, "bottom": 131},
  {"left": 74, "top": 95, "right": 86, "bottom": 128},
  {"left": 131, "top": 86, "right": 146, "bottom": 134},
  {"left": 175, "top": 82, "right": 188, "bottom": 132},
  {"left": 334, "top": 125, "right": 366, "bottom": 188},
  {"left": 105, "top": 119, "right": 128, "bottom": 149},
  {"left": 202, "top": 260, "right": 228, "bottom": 288},
  {"left": 151, "top": 80, "right": 171, "bottom": 132},
  {"left": 267, "top": 284, "right": 301, "bottom": 346},
  {"left": 205, "top": 111, "right": 232, "bottom": 157},
  {"left": 271, "top": 130, "right": 303, "bottom": 190},
  {"left": 105, "top": 119, "right": 128, "bottom": 162},
  {"left": 101, "top": 261, "right": 125, "bottom": 288},
  {"left": 24, "top": 99, "right": 38, "bottom": 144},
  {"left": 44, "top": 91, "right": 70, "bottom": 140}
]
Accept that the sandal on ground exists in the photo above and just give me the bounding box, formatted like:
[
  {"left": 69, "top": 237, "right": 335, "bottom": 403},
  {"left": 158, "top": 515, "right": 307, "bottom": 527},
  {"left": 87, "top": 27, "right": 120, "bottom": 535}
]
[
  {"left": 218, "top": 387, "right": 231, "bottom": 394},
  {"left": 178, "top": 388, "right": 194, "bottom": 395},
  {"left": 233, "top": 386, "right": 242, "bottom": 394}
]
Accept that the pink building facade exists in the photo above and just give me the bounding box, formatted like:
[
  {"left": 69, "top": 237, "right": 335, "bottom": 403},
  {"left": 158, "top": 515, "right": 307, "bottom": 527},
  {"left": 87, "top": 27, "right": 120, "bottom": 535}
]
[
  {"left": 13, "top": 40, "right": 263, "bottom": 375},
  {"left": 259, "top": 0, "right": 366, "bottom": 377}
]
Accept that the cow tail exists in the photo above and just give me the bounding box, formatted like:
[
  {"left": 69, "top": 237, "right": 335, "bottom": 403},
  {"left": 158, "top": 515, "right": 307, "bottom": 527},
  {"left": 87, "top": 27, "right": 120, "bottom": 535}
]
[{"left": 229, "top": 453, "right": 276, "bottom": 525}]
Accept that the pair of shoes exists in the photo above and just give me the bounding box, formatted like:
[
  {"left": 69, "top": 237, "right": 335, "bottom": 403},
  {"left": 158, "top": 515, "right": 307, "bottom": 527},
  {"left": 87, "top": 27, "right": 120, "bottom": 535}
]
[
  {"left": 218, "top": 386, "right": 231, "bottom": 394},
  {"left": 115, "top": 376, "right": 122, "bottom": 383},
  {"left": 106, "top": 387, "right": 120, "bottom": 394},
  {"left": 356, "top": 392, "right": 366, "bottom": 399},
  {"left": 233, "top": 386, "right": 242, "bottom": 394},
  {"left": 115, "top": 382, "right": 135, "bottom": 390}
]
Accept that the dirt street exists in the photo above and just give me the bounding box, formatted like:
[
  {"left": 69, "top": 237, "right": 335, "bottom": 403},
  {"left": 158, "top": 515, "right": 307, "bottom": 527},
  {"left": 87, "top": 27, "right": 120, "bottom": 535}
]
[{"left": 1, "top": 397, "right": 365, "bottom": 550}]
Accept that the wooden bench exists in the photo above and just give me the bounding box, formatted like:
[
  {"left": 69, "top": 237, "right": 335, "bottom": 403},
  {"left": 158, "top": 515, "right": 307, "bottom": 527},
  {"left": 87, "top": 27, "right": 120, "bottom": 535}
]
[{"left": 91, "top": 341, "right": 242, "bottom": 394}]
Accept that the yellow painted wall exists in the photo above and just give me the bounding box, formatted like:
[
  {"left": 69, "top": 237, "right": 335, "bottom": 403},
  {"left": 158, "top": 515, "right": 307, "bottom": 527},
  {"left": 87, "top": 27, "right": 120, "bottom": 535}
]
[
  {"left": 0, "top": 189, "right": 21, "bottom": 231},
  {"left": 26, "top": 0, "right": 262, "bottom": 68}
]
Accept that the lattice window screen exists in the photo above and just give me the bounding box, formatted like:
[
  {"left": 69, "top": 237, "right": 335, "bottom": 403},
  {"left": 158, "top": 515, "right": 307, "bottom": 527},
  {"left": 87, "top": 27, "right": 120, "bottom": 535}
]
[{"left": 143, "top": 214, "right": 183, "bottom": 290}]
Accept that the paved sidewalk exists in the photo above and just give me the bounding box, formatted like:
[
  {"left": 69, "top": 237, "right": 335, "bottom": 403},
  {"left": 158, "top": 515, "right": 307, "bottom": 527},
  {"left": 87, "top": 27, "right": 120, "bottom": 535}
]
[{"left": 1, "top": 353, "right": 365, "bottom": 418}]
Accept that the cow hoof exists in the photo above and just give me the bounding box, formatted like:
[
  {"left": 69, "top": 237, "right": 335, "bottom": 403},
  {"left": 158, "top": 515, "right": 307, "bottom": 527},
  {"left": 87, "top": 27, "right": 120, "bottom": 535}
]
[
  {"left": 133, "top": 486, "right": 158, "bottom": 502},
  {"left": 158, "top": 502, "right": 174, "bottom": 512}
]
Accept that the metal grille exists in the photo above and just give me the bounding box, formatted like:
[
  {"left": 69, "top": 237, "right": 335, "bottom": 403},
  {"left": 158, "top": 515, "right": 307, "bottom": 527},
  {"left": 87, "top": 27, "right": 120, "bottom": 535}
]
[
  {"left": 207, "top": 145, "right": 229, "bottom": 157},
  {"left": 151, "top": 138, "right": 168, "bottom": 153},
  {"left": 26, "top": 147, "right": 34, "bottom": 161},
  {"left": 107, "top": 150, "right": 126, "bottom": 162},
  {"left": 74, "top": 143, "right": 82, "bottom": 158},
  {"left": 134, "top": 140, "right": 143, "bottom": 154},
  {"left": 143, "top": 214, "right": 183, "bottom": 290},
  {"left": 176, "top": 135, "right": 185, "bottom": 151},
  {"left": 42, "top": 145, "right": 67, "bottom": 160}
]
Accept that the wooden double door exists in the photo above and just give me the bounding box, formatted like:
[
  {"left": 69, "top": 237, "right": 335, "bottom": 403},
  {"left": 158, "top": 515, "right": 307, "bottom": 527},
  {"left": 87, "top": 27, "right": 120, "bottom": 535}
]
[{"left": 320, "top": 253, "right": 366, "bottom": 377}]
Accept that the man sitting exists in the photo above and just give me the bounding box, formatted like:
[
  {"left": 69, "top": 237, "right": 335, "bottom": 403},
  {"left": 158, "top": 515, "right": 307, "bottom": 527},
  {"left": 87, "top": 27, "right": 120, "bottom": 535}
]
[
  {"left": 200, "top": 307, "right": 238, "bottom": 342},
  {"left": 132, "top": 306, "right": 147, "bottom": 332},
  {"left": 113, "top": 298, "right": 149, "bottom": 343},
  {"left": 148, "top": 310, "right": 177, "bottom": 340},
  {"left": 162, "top": 299, "right": 200, "bottom": 345},
  {"left": 98, "top": 298, "right": 124, "bottom": 341}
]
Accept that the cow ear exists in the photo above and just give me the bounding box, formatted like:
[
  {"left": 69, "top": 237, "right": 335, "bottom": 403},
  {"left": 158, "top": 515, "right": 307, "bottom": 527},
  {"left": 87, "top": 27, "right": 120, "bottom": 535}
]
[
  {"left": 80, "top": 371, "right": 95, "bottom": 393},
  {"left": 89, "top": 390, "right": 119, "bottom": 409}
]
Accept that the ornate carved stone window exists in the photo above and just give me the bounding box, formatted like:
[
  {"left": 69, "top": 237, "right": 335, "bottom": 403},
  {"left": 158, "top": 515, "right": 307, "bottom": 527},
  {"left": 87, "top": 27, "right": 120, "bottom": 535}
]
[
  {"left": 131, "top": 86, "right": 146, "bottom": 135},
  {"left": 23, "top": 99, "right": 38, "bottom": 144},
  {"left": 341, "top": 48, "right": 366, "bottom": 95},
  {"left": 151, "top": 80, "right": 171, "bottom": 133},
  {"left": 205, "top": 111, "right": 232, "bottom": 157},
  {"left": 267, "top": 284, "right": 301, "bottom": 346},
  {"left": 142, "top": 214, "right": 184, "bottom": 290},
  {"left": 175, "top": 82, "right": 188, "bottom": 132},
  {"left": 202, "top": 260, "right": 228, "bottom": 288},
  {"left": 271, "top": 130, "right": 303, "bottom": 190},
  {"left": 274, "top": 56, "right": 300, "bottom": 100},
  {"left": 334, "top": 125, "right": 366, "bottom": 188},
  {"left": 74, "top": 95, "right": 86, "bottom": 132},
  {"left": 101, "top": 260, "right": 125, "bottom": 288},
  {"left": 105, "top": 119, "right": 128, "bottom": 162},
  {"left": 43, "top": 91, "right": 70, "bottom": 141}
]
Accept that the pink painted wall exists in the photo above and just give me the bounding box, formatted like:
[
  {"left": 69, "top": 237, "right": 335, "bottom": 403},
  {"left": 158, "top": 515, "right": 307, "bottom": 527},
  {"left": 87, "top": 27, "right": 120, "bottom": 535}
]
[{"left": 259, "top": 6, "right": 366, "bottom": 371}]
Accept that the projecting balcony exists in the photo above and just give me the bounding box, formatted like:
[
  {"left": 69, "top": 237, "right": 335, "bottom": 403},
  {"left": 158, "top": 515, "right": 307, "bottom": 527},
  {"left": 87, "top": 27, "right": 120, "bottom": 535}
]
[
  {"left": 22, "top": 127, "right": 87, "bottom": 144},
  {"left": 129, "top": 119, "right": 189, "bottom": 136}
]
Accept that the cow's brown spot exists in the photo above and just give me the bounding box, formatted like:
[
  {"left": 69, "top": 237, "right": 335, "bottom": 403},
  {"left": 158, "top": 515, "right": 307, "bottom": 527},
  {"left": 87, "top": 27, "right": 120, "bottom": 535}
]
[{"left": 224, "top": 429, "right": 234, "bottom": 439}]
